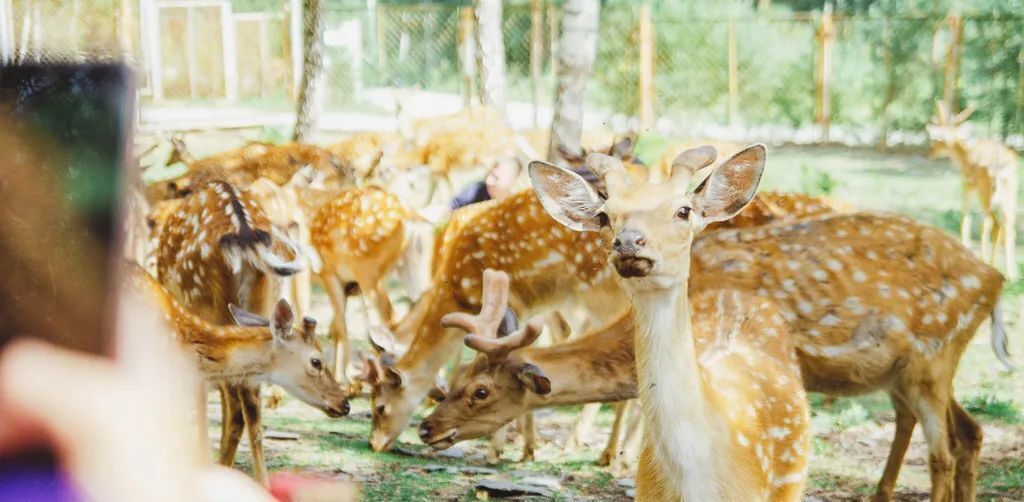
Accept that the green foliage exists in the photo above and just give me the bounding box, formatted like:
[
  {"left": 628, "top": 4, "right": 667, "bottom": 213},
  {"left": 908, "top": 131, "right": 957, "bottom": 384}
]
[
  {"left": 798, "top": 164, "right": 838, "bottom": 195},
  {"left": 964, "top": 394, "right": 1023, "bottom": 423}
]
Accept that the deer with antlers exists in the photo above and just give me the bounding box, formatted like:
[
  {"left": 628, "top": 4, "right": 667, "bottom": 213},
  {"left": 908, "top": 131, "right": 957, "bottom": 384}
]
[
  {"left": 928, "top": 102, "right": 1020, "bottom": 280},
  {"left": 155, "top": 179, "right": 331, "bottom": 484},
  {"left": 531, "top": 145, "right": 1008, "bottom": 501}
]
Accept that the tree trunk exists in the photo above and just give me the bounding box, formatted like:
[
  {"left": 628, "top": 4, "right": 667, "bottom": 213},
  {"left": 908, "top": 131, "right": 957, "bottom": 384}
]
[
  {"left": 547, "top": 0, "right": 600, "bottom": 163},
  {"left": 475, "top": 0, "right": 506, "bottom": 111},
  {"left": 293, "top": 0, "right": 325, "bottom": 143}
]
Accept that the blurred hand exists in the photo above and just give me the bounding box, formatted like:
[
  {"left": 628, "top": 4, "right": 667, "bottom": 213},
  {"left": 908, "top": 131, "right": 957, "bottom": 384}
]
[{"left": 0, "top": 283, "right": 275, "bottom": 502}]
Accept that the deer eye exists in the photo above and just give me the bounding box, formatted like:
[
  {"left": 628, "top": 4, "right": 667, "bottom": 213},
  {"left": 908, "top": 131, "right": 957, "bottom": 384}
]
[
  {"left": 676, "top": 206, "right": 692, "bottom": 220},
  {"left": 375, "top": 404, "right": 387, "bottom": 417},
  {"left": 310, "top": 358, "right": 322, "bottom": 371},
  {"left": 597, "top": 211, "right": 610, "bottom": 228},
  {"left": 473, "top": 387, "right": 489, "bottom": 401}
]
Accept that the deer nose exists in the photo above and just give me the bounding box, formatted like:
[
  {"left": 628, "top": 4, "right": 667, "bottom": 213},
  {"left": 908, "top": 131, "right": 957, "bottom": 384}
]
[
  {"left": 418, "top": 422, "right": 432, "bottom": 440},
  {"left": 613, "top": 229, "right": 646, "bottom": 253}
]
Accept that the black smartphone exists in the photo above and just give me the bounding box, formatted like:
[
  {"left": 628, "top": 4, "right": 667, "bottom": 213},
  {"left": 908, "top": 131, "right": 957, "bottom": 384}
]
[{"left": 0, "top": 62, "right": 134, "bottom": 498}]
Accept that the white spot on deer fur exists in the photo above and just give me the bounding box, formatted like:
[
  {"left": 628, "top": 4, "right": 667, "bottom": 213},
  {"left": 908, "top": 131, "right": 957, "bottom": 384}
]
[
  {"left": 811, "top": 269, "right": 827, "bottom": 281},
  {"left": 534, "top": 252, "right": 562, "bottom": 268},
  {"left": 787, "top": 260, "right": 801, "bottom": 271},
  {"left": 736, "top": 433, "right": 750, "bottom": 447},
  {"left": 961, "top": 275, "right": 981, "bottom": 289},
  {"left": 768, "top": 427, "right": 791, "bottom": 439},
  {"left": 797, "top": 302, "right": 813, "bottom": 315},
  {"left": 826, "top": 259, "right": 842, "bottom": 271},
  {"left": 820, "top": 313, "right": 840, "bottom": 326},
  {"left": 859, "top": 227, "right": 871, "bottom": 236},
  {"left": 923, "top": 314, "right": 934, "bottom": 325},
  {"left": 853, "top": 270, "right": 867, "bottom": 282},
  {"left": 782, "top": 279, "right": 796, "bottom": 292},
  {"left": 836, "top": 229, "right": 848, "bottom": 237}
]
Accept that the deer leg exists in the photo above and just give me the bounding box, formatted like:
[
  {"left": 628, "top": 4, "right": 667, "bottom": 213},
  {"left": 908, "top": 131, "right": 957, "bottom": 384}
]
[
  {"left": 321, "top": 273, "right": 350, "bottom": 384},
  {"left": 872, "top": 393, "right": 916, "bottom": 502},
  {"left": 1003, "top": 203, "right": 1018, "bottom": 281},
  {"left": 989, "top": 214, "right": 1002, "bottom": 266},
  {"left": 240, "top": 384, "right": 268, "bottom": 486},
  {"left": 486, "top": 423, "right": 509, "bottom": 464},
  {"left": 292, "top": 268, "right": 312, "bottom": 321},
  {"left": 613, "top": 402, "right": 644, "bottom": 475},
  {"left": 960, "top": 194, "right": 973, "bottom": 249},
  {"left": 518, "top": 412, "right": 536, "bottom": 462},
  {"left": 910, "top": 388, "right": 955, "bottom": 502},
  {"left": 599, "top": 401, "right": 629, "bottom": 467},
  {"left": 950, "top": 400, "right": 982, "bottom": 502},
  {"left": 218, "top": 383, "right": 246, "bottom": 467},
  {"left": 368, "top": 281, "right": 395, "bottom": 328},
  {"left": 981, "top": 212, "right": 994, "bottom": 264},
  {"left": 566, "top": 403, "right": 601, "bottom": 452}
]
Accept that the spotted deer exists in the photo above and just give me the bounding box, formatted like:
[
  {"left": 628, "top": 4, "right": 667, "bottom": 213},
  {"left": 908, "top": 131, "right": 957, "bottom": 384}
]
[
  {"left": 533, "top": 146, "right": 1009, "bottom": 502},
  {"left": 308, "top": 185, "right": 435, "bottom": 384},
  {"left": 927, "top": 102, "right": 1019, "bottom": 280},
  {"left": 155, "top": 180, "right": 325, "bottom": 485},
  {"left": 531, "top": 145, "right": 815, "bottom": 500},
  {"left": 165, "top": 135, "right": 273, "bottom": 173}
]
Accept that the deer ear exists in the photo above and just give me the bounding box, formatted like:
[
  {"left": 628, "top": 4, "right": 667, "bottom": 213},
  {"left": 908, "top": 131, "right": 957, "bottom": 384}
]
[
  {"left": 362, "top": 353, "right": 384, "bottom": 385},
  {"left": 270, "top": 299, "right": 296, "bottom": 341},
  {"left": 610, "top": 136, "right": 635, "bottom": 159},
  {"left": 229, "top": 304, "right": 269, "bottom": 328},
  {"left": 428, "top": 373, "right": 449, "bottom": 401},
  {"left": 529, "top": 161, "right": 604, "bottom": 232},
  {"left": 368, "top": 326, "right": 398, "bottom": 355},
  {"left": 515, "top": 363, "right": 551, "bottom": 395},
  {"left": 692, "top": 144, "right": 765, "bottom": 224},
  {"left": 383, "top": 365, "right": 404, "bottom": 387}
]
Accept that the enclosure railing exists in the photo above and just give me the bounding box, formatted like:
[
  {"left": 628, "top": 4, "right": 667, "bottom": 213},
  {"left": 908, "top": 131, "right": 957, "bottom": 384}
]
[{"left": 1, "top": 0, "right": 1022, "bottom": 147}]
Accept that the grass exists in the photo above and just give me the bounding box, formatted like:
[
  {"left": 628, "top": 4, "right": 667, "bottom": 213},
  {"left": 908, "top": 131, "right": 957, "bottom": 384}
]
[{"left": 174, "top": 134, "right": 1024, "bottom": 500}]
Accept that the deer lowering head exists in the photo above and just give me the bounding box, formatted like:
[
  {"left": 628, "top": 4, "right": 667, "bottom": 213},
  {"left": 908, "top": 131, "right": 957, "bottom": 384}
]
[{"left": 417, "top": 272, "right": 548, "bottom": 449}]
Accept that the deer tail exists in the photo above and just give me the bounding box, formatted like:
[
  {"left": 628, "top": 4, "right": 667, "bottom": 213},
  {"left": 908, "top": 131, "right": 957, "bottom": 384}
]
[
  {"left": 991, "top": 300, "right": 1014, "bottom": 372},
  {"left": 220, "top": 227, "right": 303, "bottom": 277}
]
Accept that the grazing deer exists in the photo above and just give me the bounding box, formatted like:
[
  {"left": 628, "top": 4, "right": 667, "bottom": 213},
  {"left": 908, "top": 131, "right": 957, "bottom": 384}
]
[
  {"left": 165, "top": 134, "right": 273, "bottom": 173},
  {"left": 928, "top": 102, "right": 1020, "bottom": 280},
  {"left": 533, "top": 146, "right": 1009, "bottom": 502},
  {"left": 155, "top": 180, "right": 326, "bottom": 484},
  {"left": 309, "top": 186, "right": 435, "bottom": 384},
  {"left": 531, "top": 144, "right": 813, "bottom": 500}
]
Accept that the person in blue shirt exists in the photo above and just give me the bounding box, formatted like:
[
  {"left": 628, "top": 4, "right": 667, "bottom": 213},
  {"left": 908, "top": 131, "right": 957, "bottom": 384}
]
[{"left": 449, "top": 157, "right": 522, "bottom": 210}]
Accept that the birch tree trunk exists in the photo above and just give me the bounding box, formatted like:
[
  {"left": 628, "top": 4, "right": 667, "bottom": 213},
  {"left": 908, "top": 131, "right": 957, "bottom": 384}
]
[
  {"left": 475, "top": 0, "right": 506, "bottom": 111},
  {"left": 547, "top": 0, "right": 599, "bottom": 163},
  {"left": 293, "top": 0, "right": 325, "bottom": 142}
]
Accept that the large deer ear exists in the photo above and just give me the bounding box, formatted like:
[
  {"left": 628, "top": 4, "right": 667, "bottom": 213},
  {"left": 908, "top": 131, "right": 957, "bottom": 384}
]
[
  {"left": 229, "top": 304, "right": 269, "bottom": 328},
  {"left": 529, "top": 161, "right": 604, "bottom": 232},
  {"left": 692, "top": 144, "right": 765, "bottom": 224},
  {"left": 269, "top": 299, "right": 295, "bottom": 341},
  {"left": 609, "top": 136, "right": 635, "bottom": 160},
  {"left": 515, "top": 363, "right": 551, "bottom": 395}
]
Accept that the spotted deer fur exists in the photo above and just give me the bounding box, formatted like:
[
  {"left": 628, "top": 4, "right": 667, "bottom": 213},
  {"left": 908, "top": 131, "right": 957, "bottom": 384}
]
[
  {"left": 154, "top": 180, "right": 316, "bottom": 485},
  {"left": 531, "top": 145, "right": 811, "bottom": 500},
  {"left": 927, "top": 102, "right": 1020, "bottom": 281}
]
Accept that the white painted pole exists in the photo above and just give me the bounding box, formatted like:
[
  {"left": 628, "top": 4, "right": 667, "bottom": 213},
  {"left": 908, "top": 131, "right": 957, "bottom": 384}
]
[
  {"left": 143, "top": 0, "right": 164, "bottom": 101},
  {"left": 0, "top": 0, "right": 12, "bottom": 63},
  {"left": 221, "top": 1, "right": 238, "bottom": 101}
]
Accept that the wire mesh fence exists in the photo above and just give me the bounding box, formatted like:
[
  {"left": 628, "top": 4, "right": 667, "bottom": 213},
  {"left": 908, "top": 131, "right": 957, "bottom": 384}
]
[{"left": 2, "top": 0, "right": 1023, "bottom": 145}]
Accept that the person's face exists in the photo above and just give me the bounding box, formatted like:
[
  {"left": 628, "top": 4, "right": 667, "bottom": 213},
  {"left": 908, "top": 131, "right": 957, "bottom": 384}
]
[{"left": 485, "top": 159, "right": 520, "bottom": 200}]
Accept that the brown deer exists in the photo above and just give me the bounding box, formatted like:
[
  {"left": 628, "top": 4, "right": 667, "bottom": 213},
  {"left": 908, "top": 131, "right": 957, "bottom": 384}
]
[
  {"left": 531, "top": 144, "right": 813, "bottom": 500},
  {"left": 532, "top": 146, "right": 1008, "bottom": 502},
  {"left": 928, "top": 102, "right": 1020, "bottom": 280},
  {"left": 155, "top": 179, "right": 328, "bottom": 485},
  {"left": 165, "top": 134, "right": 273, "bottom": 173}
]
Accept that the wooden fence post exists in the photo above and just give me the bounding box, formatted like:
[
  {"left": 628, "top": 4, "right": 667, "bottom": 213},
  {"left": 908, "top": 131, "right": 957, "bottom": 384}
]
[
  {"left": 941, "top": 14, "right": 962, "bottom": 116},
  {"left": 637, "top": 2, "right": 654, "bottom": 130},
  {"left": 1015, "top": 48, "right": 1023, "bottom": 136},
  {"left": 457, "top": 6, "right": 475, "bottom": 108},
  {"left": 222, "top": 1, "right": 239, "bottom": 102},
  {"left": 186, "top": 6, "right": 198, "bottom": 98},
  {"left": 530, "top": 0, "right": 543, "bottom": 127},
  {"left": 727, "top": 18, "right": 739, "bottom": 126},
  {"left": 815, "top": 6, "right": 835, "bottom": 143}
]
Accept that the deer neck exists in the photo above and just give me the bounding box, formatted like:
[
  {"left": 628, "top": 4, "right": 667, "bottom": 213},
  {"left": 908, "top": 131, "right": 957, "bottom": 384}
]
[
  {"left": 625, "top": 272, "right": 730, "bottom": 501},
  {"left": 395, "top": 287, "right": 465, "bottom": 388},
  {"left": 166, "top": 303, "right": 274, "bottom": 380},
  {"left": 523, "top": 314, "right": 636, "bottom": 408}
]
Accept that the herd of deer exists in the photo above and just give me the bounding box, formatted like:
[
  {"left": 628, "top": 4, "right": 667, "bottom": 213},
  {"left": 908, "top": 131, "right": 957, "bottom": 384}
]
[{"left": 123, "top": 104, "right": 1017, "bottom": 501}]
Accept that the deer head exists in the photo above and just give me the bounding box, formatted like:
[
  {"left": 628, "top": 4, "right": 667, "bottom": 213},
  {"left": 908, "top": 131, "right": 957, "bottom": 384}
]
[
  {"left": 926, "top": 101, "right": 975, "bottom": 159},
  {"left": 364, "top": 269, "right": 510, "bottom": 452},
  {"left": 417, "top": 273, "right": 546, "bottom": 449},
  {"left": 166, "top": 133, "right": 191, "bottom": 167},
  {"left": 229, "top": 299, "right": 349, "bottom": 418},
  {"left": 530, "top": 144, "right": 765, "bottom": 290}
]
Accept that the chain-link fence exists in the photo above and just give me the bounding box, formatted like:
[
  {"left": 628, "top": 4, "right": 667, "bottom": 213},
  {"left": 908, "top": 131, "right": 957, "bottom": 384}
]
[{"left": 2, "top": 1, "right": 1023, "bottom": 145}]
